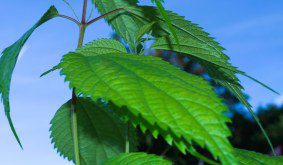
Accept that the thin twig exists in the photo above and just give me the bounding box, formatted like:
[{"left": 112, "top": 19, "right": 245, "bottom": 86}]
[
  {"left": 58, "top": 14, "right": 80, "bottom": 26},
  {"left": 86, "top": 8, "right": 125, "bottom": 26},
  {"left": 87, "top": 3, "right": 95, "bottom": 22},
  {"left": 61, "top": 0, "right": 80, "bottom": 20},
  {"left": 161, "top": 146, "right": 172, "bottom": 156}
]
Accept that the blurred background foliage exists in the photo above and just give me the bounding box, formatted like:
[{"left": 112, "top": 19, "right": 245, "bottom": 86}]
[{"left": 112, "top": 33, "right": 283, "bottom": 164}]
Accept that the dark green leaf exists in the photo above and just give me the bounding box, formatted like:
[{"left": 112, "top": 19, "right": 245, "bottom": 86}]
[
  {"left": 50, "top": 98, "right": 137, "bottom": 165},
  {"left": 94, "top": 0, "right": 144, "bottom": 50},
  {"left": 0, "top": 6, "right": 59, "bottom": 148},
  {"left": 155, "top": 0, "right": 180, "bottom": 46},
  {"left": 135, "top": 22, "right": 155, "bottom": 42},
  {"left": 235, "top": 149, "right": 283, "bottom": 165}
]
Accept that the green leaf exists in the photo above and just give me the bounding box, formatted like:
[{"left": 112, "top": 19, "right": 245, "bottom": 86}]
[
  {"left": 135, "top": 22, "right": 155, "bottom": 42},
  {"left": 77, "top": 39, "right": 127, "bottom": 55},
  {"left": 143, "top": 8, "right": 276, "bottom": 153},
  {"left": 57, "top": 40, "right": 237, "bottom": 164},
  {"left": 235, "top": 149, "right": 283, "bottom": 165},
  {"left": 103, "top": 152, "right": 172, "bottom": 165},
  {"left": 94, "top": 0, "right": 144, "bottom": 49},
  {"left": 40, "top": 65, "right": 60, "bottom": 77},
  {"left": 50, "top": 98, "right": 137, "bottom": 165},
  {"left": 129, "top": 6, "right": 278, "bottom": 93},
  {"left": 151, "top": 36, "right": 237, "bottom": 72},
  {"left": 242, "top": 73, "right": 279, "bottom": 95},
  {"left": 0, "top": 6, "right": 59, "bottom": 148},
  {"left": 41, "top": 39, "right": 126, "bottom": 77},
  {"left": 154, "top": 0, "right": 180, "bottom": 46}
]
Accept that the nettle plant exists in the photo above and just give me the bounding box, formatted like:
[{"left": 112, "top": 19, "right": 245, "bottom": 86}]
[{"left": 1, "top": 0, "right": 282, "bottom": 164}]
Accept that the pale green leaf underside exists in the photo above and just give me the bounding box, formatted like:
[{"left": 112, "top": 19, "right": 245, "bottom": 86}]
[
  {"left": 58, "top": 39, "right": 236, "bottom": 164},
  {"left": 103, "top": 152, "right": 172, "bottom": 165},
  {"left": 50, "top": 98, "right": 137, "bottom": 165},
  {"left": 0, "top": 6, "right": 59, "bottom": 148},
  {"left": 235, "top": 149, "right": 283, "bottom": 165}
]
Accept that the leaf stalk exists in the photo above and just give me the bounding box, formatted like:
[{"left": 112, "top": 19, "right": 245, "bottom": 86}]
[
  {"left": 58, "top": 14, "right": 80, "bottom": 26},
  {"left": 86, "top": 8, "right": 125, "bottom": 26}
]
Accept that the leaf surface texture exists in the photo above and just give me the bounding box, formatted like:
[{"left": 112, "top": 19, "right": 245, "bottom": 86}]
[
  {"left": 58, "top": 39, "right": 236, "bottom": 164},
  {"left": 103, "top": 152, "right": 171, "bottom": 165},
  {"left": 50, "top": 98, "right": 137, "bottom": 165}
]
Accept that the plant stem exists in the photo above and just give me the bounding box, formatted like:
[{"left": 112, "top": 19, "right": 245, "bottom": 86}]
[
  {"left": 71, "top": 89, "right": 80, "bottom": 165},
  {"left": 71, "top": 1, "right": 88, "bottom": 165},
  {"left": 125, "top": 121, "right": 130, "bottom": 153}
]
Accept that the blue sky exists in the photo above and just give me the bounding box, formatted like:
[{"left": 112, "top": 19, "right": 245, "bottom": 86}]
[{"left": 0, "top": 0, "right": 282, "bottom": 164}]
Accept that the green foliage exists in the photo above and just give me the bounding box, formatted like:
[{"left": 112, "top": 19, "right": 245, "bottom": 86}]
[
  {"left": 103, "top": 152, "right": 171, "bottom": 165},
  {"left": 58, "top": 39, "right": 236, "bottom": 164},
  {"left": 151, "top": 36, "right": 235, "bottom": 70},
  {"left": 141, "top": 7, "right": 276, "bottom": 153},
  {"left": 50, "top": 98, "right": 137, "bottom": 165},
  {"left": 1, "top": 1, "right": 280, "bottom": 164},
  {"left": 94, "top": 0, "right": 144, "bottom": 50},
  {"left": 41, "top": 39, "right": 127, "bottom": 77},
  {"left": 135, "top": 22, "right": 155, "bottom": 42},
  {"left": 77, "top": 39, "right": 127, "bottom": 55},
  {"left": 154, "top": 0, "right": 179, "bottom": 46},
  {"left": 235, "top": 149, "right": 283, "bottom": 165},
  {"left": 0, "top": 6, "right": 59, "bottom": 148}
]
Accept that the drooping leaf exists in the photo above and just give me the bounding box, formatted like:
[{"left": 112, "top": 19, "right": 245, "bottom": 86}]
[
  {"left": 139, "top": 7, "right": 276, "bottom": 153},
  {"left": 94, "top": 0, "right": 144, "bottom": 50},
  {"left": 129, "top": 6, "right": 278, "bottom": 93},
  {"left": 50, "top": 98, "right": 137, "bottom": 165},
  {"left": 151, "top": 36, "right": 237, "bottom": 72},
  {"left": 103, "top": 152, "right": 172, "bottom": 165},
  {"left": 235, "top": 149, "right": 283, "bottom": 165},
  {"left": 41, "top": 39, "right": 126, "bottom": 77},
  {"left": 57, "top": 40, "right": 237, "bottom": 164},
  {"left": 0, "top": 6, "right": 59, "bottom": 148}
]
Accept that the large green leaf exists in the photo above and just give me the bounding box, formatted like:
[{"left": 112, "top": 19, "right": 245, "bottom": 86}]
[
  {"left": 137, "top": 7, "right": 276, "bottom": 153},
  {"left": 50, "top": 98, "right": 137, "bottom": 165},
  {"left": 94, "top": 0, "right": 144, "bottom": 50},
  {"left": 57, "top": 40, "right": 237, "bottom": 164},
  {"left": 129, "top": 6, "right": 277, "bottom": 92},
  {"left": 103, "top": 152, "right": 172, "bottom": 165},
  {"left": 235, "top": 149, "right": 283, "bottom": 165},
  {"left": 151, "top": 36, "right": 237, "bottom": 72},
  {"left": 77, "top": 39, "right": 127, "bottom": 55},
  {"left": 41, "top": 39, "right": 127, "bottom": 77},
  {"left": 0, "top": 6, "right": 59, "bottom": 148}
]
